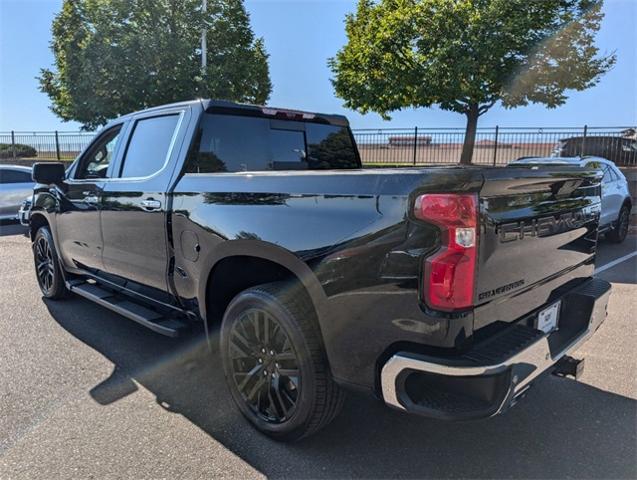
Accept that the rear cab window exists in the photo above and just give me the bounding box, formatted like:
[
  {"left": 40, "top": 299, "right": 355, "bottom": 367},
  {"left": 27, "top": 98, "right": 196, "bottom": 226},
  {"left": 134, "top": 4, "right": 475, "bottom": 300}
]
[{"left": 186, "top": 113, "right": 359, "bottom": 173}]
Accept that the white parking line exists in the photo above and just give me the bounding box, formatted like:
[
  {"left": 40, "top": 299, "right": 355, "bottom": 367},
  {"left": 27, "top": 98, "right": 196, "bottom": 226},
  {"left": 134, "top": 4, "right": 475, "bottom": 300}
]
[{"left": 595, "top": 251, "right": 637, "bottom": 275}]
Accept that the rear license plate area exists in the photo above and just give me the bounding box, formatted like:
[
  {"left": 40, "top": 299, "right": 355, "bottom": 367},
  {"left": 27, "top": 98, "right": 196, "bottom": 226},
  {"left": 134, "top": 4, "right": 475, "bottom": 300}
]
[{"left": 536, "top": 301, "right": 561, "bottom": 334}]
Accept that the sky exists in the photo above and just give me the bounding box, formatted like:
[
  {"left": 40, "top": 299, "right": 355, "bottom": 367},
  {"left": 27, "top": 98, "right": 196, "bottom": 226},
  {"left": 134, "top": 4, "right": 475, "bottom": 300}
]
[{"left": 0, "top": 0, "right": 635, "bottom": 132}]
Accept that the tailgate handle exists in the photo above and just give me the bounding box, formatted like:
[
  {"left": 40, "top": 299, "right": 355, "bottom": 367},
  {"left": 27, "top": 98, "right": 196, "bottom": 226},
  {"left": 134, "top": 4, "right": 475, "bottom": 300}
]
[{"left": 141, "top": 199, "right": 161, "bottom": 211}]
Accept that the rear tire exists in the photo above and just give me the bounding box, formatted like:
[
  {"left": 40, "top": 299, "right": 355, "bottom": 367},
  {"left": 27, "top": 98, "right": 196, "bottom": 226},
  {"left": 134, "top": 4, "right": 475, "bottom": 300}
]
[
  {"left": 220, "top": 281, "right": 344, "bottom": 441},
  {"left": 607, "top": 205, "right": 630, "bottom": 243},
  {"left": 33, "top": 226, "right": 68, "bottom": 299}
]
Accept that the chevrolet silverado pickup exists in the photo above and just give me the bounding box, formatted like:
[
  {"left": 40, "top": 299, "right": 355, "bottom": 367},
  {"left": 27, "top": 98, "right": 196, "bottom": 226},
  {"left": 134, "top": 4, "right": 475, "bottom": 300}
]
[{"left": 27, "top": 99, "right": 610, "bottom": 441}]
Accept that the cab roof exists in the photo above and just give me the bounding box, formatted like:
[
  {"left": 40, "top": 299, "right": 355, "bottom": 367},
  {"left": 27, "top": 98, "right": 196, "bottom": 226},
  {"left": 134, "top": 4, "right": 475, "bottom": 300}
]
[
  {"left": 115, "top": 99, "right": 349, "bottom": 127},
  {"left": 202, "top": 99, "right": 350, "bottom": 127}
]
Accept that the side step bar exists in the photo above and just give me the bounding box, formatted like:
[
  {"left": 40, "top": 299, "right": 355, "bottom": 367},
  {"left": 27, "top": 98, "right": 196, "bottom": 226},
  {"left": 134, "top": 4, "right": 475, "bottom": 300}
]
[{"left": 68, "top": 281, "right": 189, "bottom": 337}]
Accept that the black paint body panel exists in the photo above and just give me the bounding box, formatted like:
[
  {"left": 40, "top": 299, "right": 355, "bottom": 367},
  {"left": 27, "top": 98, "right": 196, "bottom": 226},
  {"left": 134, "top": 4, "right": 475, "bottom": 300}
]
[{"left": 171, "top": 168, "right": 483, "bottom": 389}]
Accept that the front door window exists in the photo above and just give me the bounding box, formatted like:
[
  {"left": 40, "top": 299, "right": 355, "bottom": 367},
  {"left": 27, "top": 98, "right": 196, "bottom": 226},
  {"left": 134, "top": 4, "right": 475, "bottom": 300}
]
[{"left": 76, "top": 126, "right": 122, "bottom": 179}]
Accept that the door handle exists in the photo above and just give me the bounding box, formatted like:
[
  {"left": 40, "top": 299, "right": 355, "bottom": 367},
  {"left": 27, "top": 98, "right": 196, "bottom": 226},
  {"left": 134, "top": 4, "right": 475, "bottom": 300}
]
[
  {"left": 84, "top": 196, "right": 99, "bottom": 204},
  {"left": 141, "top": 199, "right": 161, "bottom": 211}
]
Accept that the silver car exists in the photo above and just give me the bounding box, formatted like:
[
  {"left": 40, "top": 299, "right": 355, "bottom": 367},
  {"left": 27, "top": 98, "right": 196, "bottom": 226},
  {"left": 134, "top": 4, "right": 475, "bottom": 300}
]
[
  {"left": 511, "top": 156, "right": 632, "bottom": 243},
  {"left": 0, "top": 165, "right": 34, "bottom": 221}
]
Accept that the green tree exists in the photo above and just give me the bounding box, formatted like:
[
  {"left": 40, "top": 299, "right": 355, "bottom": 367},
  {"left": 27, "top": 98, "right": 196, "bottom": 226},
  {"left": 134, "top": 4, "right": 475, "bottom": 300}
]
[
  {"left": 330, "top": 0, "right": 615, "bottom": 164},
  {"left": 40, "top": 0, "right": 272, "bottom": 130}
]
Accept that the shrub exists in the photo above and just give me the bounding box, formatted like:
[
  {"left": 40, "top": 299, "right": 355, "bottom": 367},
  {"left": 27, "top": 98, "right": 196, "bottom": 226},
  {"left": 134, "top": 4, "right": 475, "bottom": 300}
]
[{"left": 0, "top": 143, "right": 38, "bottom": 159}]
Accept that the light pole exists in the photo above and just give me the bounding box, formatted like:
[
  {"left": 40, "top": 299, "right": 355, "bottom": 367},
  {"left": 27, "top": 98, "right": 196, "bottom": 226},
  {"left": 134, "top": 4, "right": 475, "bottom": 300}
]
[{"left": 201, "top": 0, "right": 207, "bottom": 72}]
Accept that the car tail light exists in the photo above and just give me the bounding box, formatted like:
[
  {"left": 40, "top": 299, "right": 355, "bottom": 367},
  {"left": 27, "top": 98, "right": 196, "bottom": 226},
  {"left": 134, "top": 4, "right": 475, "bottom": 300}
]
[{"left": 414, "top": 193, "right": 478, "bottom": 311}]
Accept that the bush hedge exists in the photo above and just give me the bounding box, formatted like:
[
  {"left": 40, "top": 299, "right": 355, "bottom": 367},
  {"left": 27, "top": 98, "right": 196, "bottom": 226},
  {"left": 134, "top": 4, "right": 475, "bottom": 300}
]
[{"left": 0, "top": 143, "right": 37, "bottom": 159}]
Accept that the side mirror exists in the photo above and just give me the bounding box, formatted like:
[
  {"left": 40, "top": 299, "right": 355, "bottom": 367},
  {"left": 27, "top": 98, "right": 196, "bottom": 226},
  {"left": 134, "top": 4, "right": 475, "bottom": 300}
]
[{"left": 32, "top": 162, "right": 66, "bottom": 185}]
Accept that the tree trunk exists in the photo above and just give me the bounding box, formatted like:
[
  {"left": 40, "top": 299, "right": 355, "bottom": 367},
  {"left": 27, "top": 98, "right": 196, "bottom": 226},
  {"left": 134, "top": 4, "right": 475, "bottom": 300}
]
[{"left": 460, "top": 104, "right": 479, "bottom": 165}]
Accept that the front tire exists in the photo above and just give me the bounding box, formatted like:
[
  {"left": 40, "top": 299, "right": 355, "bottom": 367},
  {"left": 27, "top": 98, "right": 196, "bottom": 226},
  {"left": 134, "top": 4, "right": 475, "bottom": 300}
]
[
  {"left": 33, "top": 226, "right": 68, "bottom": 299},
  {"left": 608, "top": 205, "right": 630, "bottom": 243},
  {"left": 220, "top": 282, "right": 344, "bottom": 441}
]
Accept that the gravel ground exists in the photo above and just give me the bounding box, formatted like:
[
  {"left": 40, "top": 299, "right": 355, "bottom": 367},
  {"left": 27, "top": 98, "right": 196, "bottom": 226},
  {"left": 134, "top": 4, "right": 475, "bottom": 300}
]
[{"left": 0, "top": 224, "right": 635, "bottom": 479}]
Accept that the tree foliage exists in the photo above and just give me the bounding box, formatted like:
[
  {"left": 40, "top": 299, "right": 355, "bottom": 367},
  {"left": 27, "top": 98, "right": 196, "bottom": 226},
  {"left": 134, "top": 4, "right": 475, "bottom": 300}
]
[
  {"left": 330, "top": 0, "right": 615, "bottom": 163},
  {"left": 40, "top": 0, "right": 272, "bottom": 130}
]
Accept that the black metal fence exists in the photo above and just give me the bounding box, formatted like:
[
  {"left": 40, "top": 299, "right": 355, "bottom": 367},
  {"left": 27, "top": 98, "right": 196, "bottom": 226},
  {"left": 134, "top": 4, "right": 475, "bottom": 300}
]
[
  {"left": 0, "top": 131, "right": 94, "bottom": 161},
  {"left": 353, "top": 126, "right": 637, "bottom": 166},
  {"left": 1, "top": 126, "right": 635, "bottom": 166}
]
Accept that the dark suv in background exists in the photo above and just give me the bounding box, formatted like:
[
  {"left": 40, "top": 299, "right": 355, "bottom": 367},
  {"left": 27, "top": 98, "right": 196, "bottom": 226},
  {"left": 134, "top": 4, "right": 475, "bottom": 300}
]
[{"left": 554, "top": 135, "right": 637, "bottom": 166}]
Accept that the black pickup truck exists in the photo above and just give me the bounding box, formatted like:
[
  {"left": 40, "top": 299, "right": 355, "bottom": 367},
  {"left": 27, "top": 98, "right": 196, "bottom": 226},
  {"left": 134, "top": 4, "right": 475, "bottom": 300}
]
[{"left": 27, "top": 100, "right": 610, "bottom": 441}]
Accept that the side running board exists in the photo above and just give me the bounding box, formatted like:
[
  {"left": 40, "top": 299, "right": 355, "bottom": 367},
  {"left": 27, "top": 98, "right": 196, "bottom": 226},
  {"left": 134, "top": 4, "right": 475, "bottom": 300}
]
[{"left": 68, "top": 281, "right": 189, "bottom": 337}]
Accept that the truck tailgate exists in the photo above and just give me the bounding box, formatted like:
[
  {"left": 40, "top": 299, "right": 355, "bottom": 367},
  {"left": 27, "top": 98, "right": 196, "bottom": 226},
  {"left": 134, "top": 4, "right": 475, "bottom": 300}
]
[{"left": 474, "top": 166, "right": 602, "bottom": 330}]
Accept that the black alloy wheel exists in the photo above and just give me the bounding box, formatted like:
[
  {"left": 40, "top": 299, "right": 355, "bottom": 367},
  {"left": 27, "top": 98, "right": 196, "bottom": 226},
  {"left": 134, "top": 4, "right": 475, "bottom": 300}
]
[
  {"left": 228, "top": 308, "right": 300, "bottom": 423},
  {"left": 35, "top": 234, "right": 55, "bottom": 294},
  {"left": 33, "top": 226, "right": 68, "bottom": 299},
  {"left": 220, "top": 282, "right": 344, "bottom": 441}
]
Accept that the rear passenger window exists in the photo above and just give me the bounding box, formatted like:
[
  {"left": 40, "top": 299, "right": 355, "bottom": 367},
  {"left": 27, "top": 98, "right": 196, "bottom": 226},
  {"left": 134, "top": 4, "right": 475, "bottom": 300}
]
[
  {"left": 186, "top": 113, "right": 358, "bottom": 173},
  {"left": 120, "top": 114, "right": 179, "bottom": 178},
  {"left": 190, "top": 115, "right": 269, "bottom": 172}
]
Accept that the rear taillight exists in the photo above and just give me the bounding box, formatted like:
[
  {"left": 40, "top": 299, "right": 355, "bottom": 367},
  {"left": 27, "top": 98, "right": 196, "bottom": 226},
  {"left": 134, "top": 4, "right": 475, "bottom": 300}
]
[{"left": 414, "top": 193, "right": 478, "bottom": 311}]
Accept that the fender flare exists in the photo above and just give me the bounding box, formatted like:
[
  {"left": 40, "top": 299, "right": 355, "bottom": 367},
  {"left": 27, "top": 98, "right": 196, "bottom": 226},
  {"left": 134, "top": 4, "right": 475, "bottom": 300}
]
[
  {"left": 28, "top": 210, "right": 55, "bottom": 241},
  {"left": 196, "top": 239, "right": 328, "bottom": 323},
  {"left": 30, "top": 188, "right": 60, "bottom": 237}
]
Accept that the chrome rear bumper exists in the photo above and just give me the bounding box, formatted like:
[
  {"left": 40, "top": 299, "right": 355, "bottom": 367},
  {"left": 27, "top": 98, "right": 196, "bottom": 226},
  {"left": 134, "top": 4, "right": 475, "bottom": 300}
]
[{"left": 380, "top": 278, "right": 611, "bottom": 420}]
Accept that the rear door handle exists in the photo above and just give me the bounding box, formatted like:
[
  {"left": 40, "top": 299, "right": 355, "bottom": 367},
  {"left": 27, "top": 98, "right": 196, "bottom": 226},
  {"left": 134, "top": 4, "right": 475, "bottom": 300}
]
[
  {"left": 84, "top": 196, "right": 99, "bottom": 204},
  {"left": 141, "top": 199, "right": 161, "bottom": 211}
]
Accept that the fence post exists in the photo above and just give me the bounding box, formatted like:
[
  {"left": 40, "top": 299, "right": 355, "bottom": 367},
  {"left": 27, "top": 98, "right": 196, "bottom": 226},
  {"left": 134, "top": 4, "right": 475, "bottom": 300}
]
[
  {"left": 581, "top": 125, "right": 588, "bottom": 156},
  {"left": 55, "top": 131, "right": 61, "bottom": 161},
  {"left": 493, "top": 125, "right": 499, "bottom": 166},
  {"left": 11, "top": 130, "right": 16, "bottom": 159},
  {"left": 413, "top": 126, "right": 418, "bottom": 166}
]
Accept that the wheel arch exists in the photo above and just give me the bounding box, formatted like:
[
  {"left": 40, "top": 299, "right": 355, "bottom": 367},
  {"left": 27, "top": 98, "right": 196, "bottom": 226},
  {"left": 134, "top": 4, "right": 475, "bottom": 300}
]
[
  {"left": 29, "top": 212, "right": 50, "bottom": 241},
  {"left": 622, "top": 196, "right": 632, "bottom": 211},
  {"left": 198, "top": 240, "right": 328, "bottom": 328}
]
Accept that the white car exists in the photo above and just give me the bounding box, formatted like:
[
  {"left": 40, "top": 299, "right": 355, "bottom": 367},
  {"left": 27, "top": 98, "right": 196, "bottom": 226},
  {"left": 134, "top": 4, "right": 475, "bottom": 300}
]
[
  {"left": 0, "top": 165, "right": 34, "bottom": 221},
  {"left": 511, "top": 156, "right": 632, "bottom": 243}
]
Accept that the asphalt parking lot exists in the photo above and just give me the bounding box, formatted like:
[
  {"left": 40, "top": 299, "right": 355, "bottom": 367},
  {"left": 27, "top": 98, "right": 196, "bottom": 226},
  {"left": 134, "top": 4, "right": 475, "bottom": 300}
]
[{"left": 1, "top": 222, "right": 635, "bottom": 479}]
